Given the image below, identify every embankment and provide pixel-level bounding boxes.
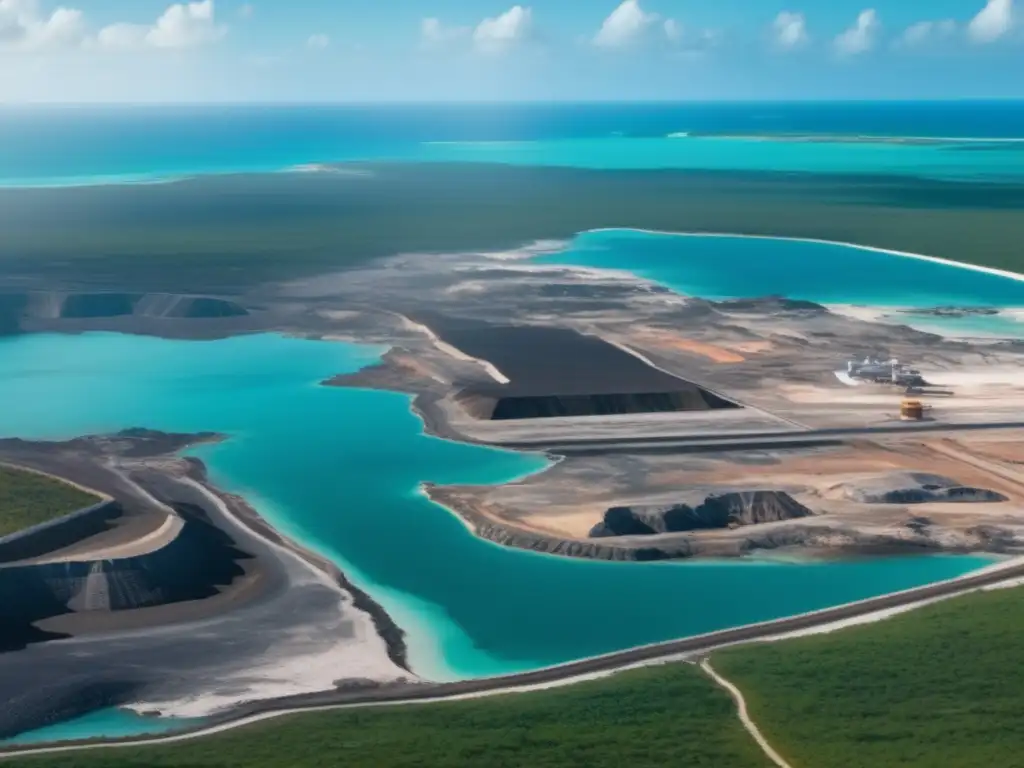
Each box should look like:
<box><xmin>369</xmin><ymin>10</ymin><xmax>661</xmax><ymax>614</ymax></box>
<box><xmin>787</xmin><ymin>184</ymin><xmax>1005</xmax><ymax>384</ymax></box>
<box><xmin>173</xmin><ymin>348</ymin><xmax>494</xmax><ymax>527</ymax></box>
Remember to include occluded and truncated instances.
<box><xmin>0</xmin><ymin>502</ymin><xmax>250</xmax><ymax>655</ymax></box>
<box><xmin>0</xmin><ymin>500</ymin><xmax>121</xmax><ymax>564</ymax></box>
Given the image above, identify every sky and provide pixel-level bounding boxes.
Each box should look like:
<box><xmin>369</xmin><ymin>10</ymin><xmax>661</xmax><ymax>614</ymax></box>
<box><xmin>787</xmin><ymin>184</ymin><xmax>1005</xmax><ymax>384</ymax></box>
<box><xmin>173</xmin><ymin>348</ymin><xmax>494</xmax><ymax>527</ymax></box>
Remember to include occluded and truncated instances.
<box><xmin>0</xmin><ymin>0</ymin><xmax>1021</xmax><ymax>102</ymax></box>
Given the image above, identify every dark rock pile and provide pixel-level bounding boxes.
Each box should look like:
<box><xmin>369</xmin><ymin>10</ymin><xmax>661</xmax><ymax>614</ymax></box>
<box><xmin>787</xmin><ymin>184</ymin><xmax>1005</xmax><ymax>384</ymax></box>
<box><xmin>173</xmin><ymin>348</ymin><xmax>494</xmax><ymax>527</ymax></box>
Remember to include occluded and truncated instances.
<box><xmin>591</xmin><ymin>491</ymin><xmax>815</xmax><ymax>538</ymax></box>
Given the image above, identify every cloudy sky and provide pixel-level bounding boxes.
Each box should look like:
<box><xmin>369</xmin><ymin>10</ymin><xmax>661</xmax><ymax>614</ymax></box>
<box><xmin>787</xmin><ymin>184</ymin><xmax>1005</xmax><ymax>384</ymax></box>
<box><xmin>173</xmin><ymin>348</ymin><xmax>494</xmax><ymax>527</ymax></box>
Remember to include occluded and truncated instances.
<box><xmin>0</xmin><ymin>0</ymin><xmax>1020</xmax><ymax>101</ymax></box>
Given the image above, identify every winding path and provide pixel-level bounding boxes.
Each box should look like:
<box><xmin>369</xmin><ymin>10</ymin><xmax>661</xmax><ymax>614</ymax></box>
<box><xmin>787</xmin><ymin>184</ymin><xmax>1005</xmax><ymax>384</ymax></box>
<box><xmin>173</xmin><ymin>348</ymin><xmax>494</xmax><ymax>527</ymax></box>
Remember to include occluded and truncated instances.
<box><xmin>700</xmin><ymin>659</ymin><xmax>792</xmax><ymax>768</ymax></box>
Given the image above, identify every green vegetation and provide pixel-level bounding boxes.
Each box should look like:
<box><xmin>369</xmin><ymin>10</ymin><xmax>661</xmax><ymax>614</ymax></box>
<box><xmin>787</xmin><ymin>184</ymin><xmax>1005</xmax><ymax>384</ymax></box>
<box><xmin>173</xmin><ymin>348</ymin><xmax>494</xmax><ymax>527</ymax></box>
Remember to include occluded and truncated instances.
<box><xmin>10</xmin><ymin>585</ymin><xmax>1024</xmax><ymax>767</ymax></box>
<box><xmin>2</xmin><ymin>164</ymin><xmax>1024</xmax><ymax>292</ymax></box>
<box><xmin>715</xmin><ymin>585</ymin><xmax>1024</xmax><ymax>768</ymax></box>
<box><xmin>0</xmin><ymin>465</ymin><xmax>100</xmax><ymax>537</ymax></box>
<box><xmin>4</xmin><ymin>664</ymin><xmax>769</xmax><ymax>768</ymax></box>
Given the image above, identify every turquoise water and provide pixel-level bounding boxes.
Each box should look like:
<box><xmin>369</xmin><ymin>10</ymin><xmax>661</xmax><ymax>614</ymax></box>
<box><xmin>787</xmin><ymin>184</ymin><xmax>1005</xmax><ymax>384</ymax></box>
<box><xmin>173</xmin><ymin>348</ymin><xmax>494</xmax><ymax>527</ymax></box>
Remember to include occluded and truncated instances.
<box><xmin>2</xmin><ymin>709</ymin><xmax>199</xmax><ymax>746</ymax></box>
<box><xmin>0</xmin><ymin>332</ymin><xmax>994</xmax><ymax>687</ymax></box>
<box><xmin>7</xmin><ymin>136</ymin><xmax>1024</xmax><ymax>188</ymax></box>
<box><xmin>876</xmin><ymin>310</ymin><xmax>1024</xmax><ymax>340</ymax></box>
<box><xmin>536</xmin><ymin>230</ymin><xmax>1024</xmax><ymax>310</ymax></box>
<box><xmin>416</xmin><ymin>136</ymin><xmax>1024</xmax><ymax>182</ymax></box>
<box><xmin>4</xmin><ymin>104</ymin><xmax>1024</xmax><ymax>186</ymax></box>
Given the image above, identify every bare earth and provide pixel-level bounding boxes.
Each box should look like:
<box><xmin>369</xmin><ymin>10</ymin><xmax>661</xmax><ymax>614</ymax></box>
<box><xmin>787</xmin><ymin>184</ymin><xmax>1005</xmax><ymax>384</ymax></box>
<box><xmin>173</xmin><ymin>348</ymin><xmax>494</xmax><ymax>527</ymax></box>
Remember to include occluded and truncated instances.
<box><xmin>297</xmin><ymin>245</ymin><xmax>1024</xmax><ymax>560</ymax></box>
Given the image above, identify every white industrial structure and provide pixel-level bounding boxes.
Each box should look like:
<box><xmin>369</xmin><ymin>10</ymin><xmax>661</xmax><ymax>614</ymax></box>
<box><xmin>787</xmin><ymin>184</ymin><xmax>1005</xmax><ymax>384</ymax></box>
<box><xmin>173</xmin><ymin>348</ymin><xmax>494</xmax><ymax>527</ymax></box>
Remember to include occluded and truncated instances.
<box><xmin>835</xmin><ymin>357</ymin><xmax>927</xmax><ymax>389</ymax></box>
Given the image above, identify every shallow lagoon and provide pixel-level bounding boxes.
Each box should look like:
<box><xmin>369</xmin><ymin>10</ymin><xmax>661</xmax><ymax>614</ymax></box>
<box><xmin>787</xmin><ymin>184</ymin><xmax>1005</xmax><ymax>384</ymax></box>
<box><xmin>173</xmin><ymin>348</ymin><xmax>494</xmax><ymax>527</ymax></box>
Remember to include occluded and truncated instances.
<box><xmin>533</xmin><ymin>229</ymin><xmax>1024</xmax><ymax>340</ymax></box>
<box><xmin>536</xmin><ymin>230</ymin><xmax>1024</xmax><ymax>309</ymax></box>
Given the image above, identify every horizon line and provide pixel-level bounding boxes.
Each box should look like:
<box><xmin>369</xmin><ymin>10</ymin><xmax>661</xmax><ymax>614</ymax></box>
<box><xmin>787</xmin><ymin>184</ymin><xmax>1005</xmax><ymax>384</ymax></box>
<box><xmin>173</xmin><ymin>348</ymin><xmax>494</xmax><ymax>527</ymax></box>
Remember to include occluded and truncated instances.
<box><xmin>3</xmin><ymin>97</ymin><xmax>1024</xmax><ymax>109</ymax></box>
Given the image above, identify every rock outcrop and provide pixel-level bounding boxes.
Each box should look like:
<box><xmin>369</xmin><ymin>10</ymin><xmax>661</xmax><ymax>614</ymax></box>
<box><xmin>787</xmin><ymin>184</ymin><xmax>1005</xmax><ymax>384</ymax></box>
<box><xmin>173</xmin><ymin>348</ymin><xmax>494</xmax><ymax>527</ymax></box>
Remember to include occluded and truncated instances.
<box><xmin>835</xmin><ymin>472</ymin><xmax>1008</xmax><ymax>505</ymax></box>
<box><xmin>590</xmin><ymin>491</ymin><xmax>815</xmax><ymax>538</ymax></box>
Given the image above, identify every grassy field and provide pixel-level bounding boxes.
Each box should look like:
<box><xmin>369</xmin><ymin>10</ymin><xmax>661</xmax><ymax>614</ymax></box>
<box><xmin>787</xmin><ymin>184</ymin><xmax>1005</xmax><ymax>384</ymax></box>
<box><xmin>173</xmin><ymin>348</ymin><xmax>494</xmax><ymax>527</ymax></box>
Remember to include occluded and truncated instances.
<box><xmin>2</xmin><ymin>164</ymin><xmax>1024</xmax><ymax>293</ymax></box>
<box><xmin>2</xmin><ymin>664</ymin><xmax>769</xmax><ymax>768</ymax></box>
<box><xmin>715</xmin><ymin>585</ymin><xmax>1024</xmax><ymax>768</ymax></box>
<box><xmin>0</xmin><ymin>465</ymin><xmax>100</xmax><ymax>537</ymax></box>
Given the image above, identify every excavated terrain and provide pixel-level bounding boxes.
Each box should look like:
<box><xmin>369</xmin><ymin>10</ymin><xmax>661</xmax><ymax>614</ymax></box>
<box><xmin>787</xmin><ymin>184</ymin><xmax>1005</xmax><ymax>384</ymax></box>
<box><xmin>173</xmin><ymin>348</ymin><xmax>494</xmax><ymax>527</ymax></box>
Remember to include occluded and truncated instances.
<box><xmin>591</xmin><ymin>491</ymin><xmax>815</xmax><ymax>538</ymax></box>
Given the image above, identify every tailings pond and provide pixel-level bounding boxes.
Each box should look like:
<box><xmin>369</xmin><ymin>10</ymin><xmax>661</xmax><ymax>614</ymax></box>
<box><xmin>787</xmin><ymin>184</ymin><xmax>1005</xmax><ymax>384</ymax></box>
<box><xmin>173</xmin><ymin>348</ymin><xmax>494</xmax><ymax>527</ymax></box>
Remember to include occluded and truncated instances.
<box><xmin>0</xmin><ymin>331</ymin><xmax>992</xmax><ymax>700</ymax></box>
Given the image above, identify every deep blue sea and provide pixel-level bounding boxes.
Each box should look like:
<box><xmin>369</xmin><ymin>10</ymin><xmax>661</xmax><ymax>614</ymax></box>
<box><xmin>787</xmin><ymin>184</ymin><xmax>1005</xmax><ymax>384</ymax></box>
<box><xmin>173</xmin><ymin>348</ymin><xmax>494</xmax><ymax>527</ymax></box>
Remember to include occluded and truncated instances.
<box><xmin>4</xmin><ymin>102</ymin><xmax>1024</xmax><ymax>185</ymax></box>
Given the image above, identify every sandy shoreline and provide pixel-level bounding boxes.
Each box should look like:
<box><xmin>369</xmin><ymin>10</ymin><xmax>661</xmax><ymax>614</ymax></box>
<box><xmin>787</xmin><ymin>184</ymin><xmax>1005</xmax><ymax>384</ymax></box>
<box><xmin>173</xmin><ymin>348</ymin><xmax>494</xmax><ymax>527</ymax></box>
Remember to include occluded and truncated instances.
<box><xmin>179</xmin><ymin>458</ymin><xmax>411</xmax><ymax>675</ymax></box>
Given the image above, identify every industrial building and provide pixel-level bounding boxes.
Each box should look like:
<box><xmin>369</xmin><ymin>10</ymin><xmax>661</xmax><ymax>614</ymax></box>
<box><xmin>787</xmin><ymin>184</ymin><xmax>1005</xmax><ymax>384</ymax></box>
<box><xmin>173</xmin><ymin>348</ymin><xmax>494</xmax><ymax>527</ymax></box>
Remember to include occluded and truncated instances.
<box><xmin>836</xmin><ymin>357</ymin><xmax>927</xmax><ymax>389</ymax></box>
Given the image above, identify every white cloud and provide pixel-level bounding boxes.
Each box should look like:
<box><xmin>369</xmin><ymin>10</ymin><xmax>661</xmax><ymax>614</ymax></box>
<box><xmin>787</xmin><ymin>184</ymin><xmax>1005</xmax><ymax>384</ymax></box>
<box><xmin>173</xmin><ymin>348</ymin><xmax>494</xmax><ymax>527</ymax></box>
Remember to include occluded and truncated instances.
<box><xmin>668</xmin><ymin>26</ymin><xmax>721</xmax><ymax>57</ymax></box>
<box><xmin>421</xmin><ymin>17</ymin><xmax>444</xmax><ymax>45</ymax></box>
<box><xmin>472</xmin><ymin>5</ymin><xmax>532</xmax><ymax>54</ymax></box>
<box><xmin>0</xmin><ymin>0</ymin><xmax>87</xmax><ymax>51</ymax></box>
<box><xmin>0</xmin><ymin>0</ymin><xmax>226</xmax><ymax>52</ymax></box>
<box><xmin>772</xmin><ymin>11</ymin><xmax>808</xmax><ymax>49</ymax></box>
<box><xmin>26</xmin><ymin>6</ymin><xmax>83</xmax><ymax>48</ymax></box>
<box><xmin>593</xmin><ymin>0</ymin><xmax>658</xmax><ymax>49</ymax></box>
<box><xmin>834</xmin><ymin>9</ymin><xmax>879</xmax><ymax>56</ymax></box>
<box><xmin>692</xmin><ymin>28</ymin><xmax>722</xmax><ymax>53</ymax></box>
<box><xmin>96</xmin><ymin>21</ymin><xmax>147</xmax><ymax>49</ymax></box>
<box><xmin>145</xmin><ymin>1</ymin><xmax>224</xmax><ymax>48</ymax></box>
<box><xmin>306</xmin><ymin>33</ymin><xmax>328</xmax><ymax>50</ymax></box>
<box><xmin>663</xmin><ymin>18</ymin><xmax>682</xmax><ymax>44</ymax></box>
<box><xmin>968</xmin><ymin>0</ymin><xmax>1013</xmax><ymax>43</ymax></box>
<box><xmin>237</xmin><ymin>3</ymin><xmax>252</xmax><ymax>19</ymax></box>
<box><xmin>96</xmin><ymin>0</ymin><xmax>225</xmax><ymax>50</ymax></box>
<box><xmin>896</xmin><ymin>19</ymin><xmax>956</xmax><ymax>47</ymax></box>
<box><xmin>420</xmin><ymin>17</ymin><xmax>469</xmax><ymax>49</ymax></box>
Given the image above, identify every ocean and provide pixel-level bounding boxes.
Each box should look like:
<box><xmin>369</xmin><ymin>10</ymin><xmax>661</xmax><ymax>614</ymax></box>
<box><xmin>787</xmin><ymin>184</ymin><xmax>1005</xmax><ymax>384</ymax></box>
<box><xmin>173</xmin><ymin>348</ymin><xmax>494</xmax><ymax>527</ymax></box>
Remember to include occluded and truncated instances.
<box><xmin>4</xmin><ymin>101</ymin><xmax>1024</xmax><ymax>186</ymax></box>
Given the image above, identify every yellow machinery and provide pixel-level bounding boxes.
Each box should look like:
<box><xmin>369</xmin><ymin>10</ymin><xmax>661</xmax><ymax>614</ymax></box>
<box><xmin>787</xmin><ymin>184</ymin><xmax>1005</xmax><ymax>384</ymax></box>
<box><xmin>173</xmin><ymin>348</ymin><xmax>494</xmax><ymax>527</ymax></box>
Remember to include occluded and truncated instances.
<box><xmin>900</xmin><ymin>398</ymin><xmax>925</xmax><ymax>421</ymax></box>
